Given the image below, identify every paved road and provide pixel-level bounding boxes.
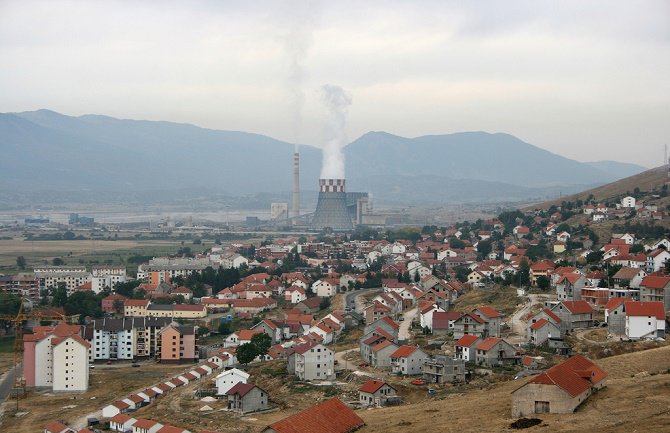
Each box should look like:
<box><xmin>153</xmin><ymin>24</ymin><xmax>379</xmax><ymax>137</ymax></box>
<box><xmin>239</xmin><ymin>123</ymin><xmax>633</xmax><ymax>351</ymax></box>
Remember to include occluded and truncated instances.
<box><xmin>0</xmin><ymin>364</ymin><xmax>19</xmax><ymax>402</ymax></box>
<box><xmin>344</xmin><ymin>288</ymin><xmax>381</xmax><ymax>313</ymax></box>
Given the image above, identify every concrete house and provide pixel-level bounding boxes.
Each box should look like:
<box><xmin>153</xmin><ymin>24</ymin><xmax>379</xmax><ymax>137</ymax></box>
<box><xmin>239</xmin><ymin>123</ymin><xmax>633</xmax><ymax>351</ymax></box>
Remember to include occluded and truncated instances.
<box><xmin>390</xmin><ymin>345</ymin><xmax>427</xmax><ymax>375</ymax></box>
<box><xmin>251</xmin><ymin>319</ymin><xmax>282</xmax><ymax>344</ymax></box>
<box><xmin>363</xmin><ymin>317</ymin><xmax>399</xmax><ymax>341</ymax></box>
<box><xmin>511</xmin><ymin>355</ymin><xmax>607</xmax><ymax>417</ymax></box>
<box><xmin>474</xmin><ymin>337</ymin><xmax>518</xmax><ymax>367</ymax></box>
<box><xmin>359</xmin><ymin>380</ymin><xmax>398</xmax><ymax>407</ymax></box>
<box><xmin>527</xmin><ymin>308</ymin><xmax>562</xmax><ymax>340</ymax></box>
<box><xmin>287</xmin><ymin>341</ymin><xmax>335</xmax><ymax>381</ymax></box>
<box><xmin>422</xmin><ymin>356</ymin><xmax>466</xmax><ymax>384</ymax></box>
<box><xmin>550</xmin><ymin>301</ymin><xmax>594</xmax><ymax>333</ymax></box>
<box><xmin>528</xmin><ymin>319</ymin><xmax>561</xmax><ymax>346</ymax></box>
<box><xmin>109</xmin><ymin>413</ymin><xmax>137</xmax><ymax>432</ymax></box>
<box><xmin>646</xmin><ymin>249</ymin><xmax>670</xmax><ymax>272</ymax></box>
<box><xmin>369</xmin><ymin>340</ymin><xmax>399</xmax><ymax>369</ymax></box>
<box><xmin>452</xmin><ymin>312</ymin><xmax>486</xmax><ymax>340</ymax></box>
<box><xmin>225</xmin><ymin>383</ymin><xmax>268</xmax><ymax>414</ymax></box>
<box><xmin>639</xmin><ymin>275</ymin><xmax>670</xmax><ymax>310</ymax></box>
<box><xmin>454</xmin><ymin>334</ymin><xmax>482</xmax><ymax>362</ymax></box>
<box><xmin>556</xmin><ymin>273</ymin><xmax>587</xmax><ymax>301</ymax></box>
<box><xmin>472</xmin><ymin>306</ymin><xmax>503</xmax><ymax>338</ymax></box>
<box><xmin>215</xmin><ymin>368</ymin><xmax>250</xmax><ymax>396</ymax></box>
<box><xmin>605</xmin><ymin>297</ymin><xmax>632</xmax><ymax>336</ymax></box>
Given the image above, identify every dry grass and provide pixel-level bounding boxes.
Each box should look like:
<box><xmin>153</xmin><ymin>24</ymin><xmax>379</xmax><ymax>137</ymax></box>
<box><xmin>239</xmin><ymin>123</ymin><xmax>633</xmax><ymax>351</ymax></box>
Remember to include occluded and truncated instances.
<box><xmin>358</xmin><ymin>344</ymin><xmax>670</xmax><ymax>433</ymax></box>
<box><xmin>453</xmin><ymin>286</ymin><xmax>521</xmax><ymax>316</ymax></box>
<box><xmin>0</xmin><ymin>362</ymin><xmax>190</xmax><ymax>433</ymax></box>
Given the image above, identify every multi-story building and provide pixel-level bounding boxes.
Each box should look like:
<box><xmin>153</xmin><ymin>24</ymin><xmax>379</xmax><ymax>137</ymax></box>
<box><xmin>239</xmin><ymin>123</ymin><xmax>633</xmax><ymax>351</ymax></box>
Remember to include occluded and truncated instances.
<box><xmin>0</xmin><ymin>274</ymin><xmax>40</xmax><ymax>300</ymax></box>
<box><xmin>157</xmin><ymin>322</ymin><xmax>199</xmax><ymax>363</ymax></box>
<box><xmin>87</xmin><ymin>317</ymin><xmax>172</xmax><ymax>360</ymax></box>
<box><xmin>23</xmin><ymin>324</ymin><xmax>89</xmax><ymax>392</ymax></box>
<box><xmin>91</xmin><ymin>266</ymin><xmax>127</xmax><ymax>294</ymax></box>
<box><xmin>422</xmin><ymin>356</ymin><xmax>466</xmax><ymax>384</ymax></box>
<box><xmin>136</xmin><ymin>258</ymin><xmax>210</xmax><ymax>281</ymax></box>
<box><xmin>34</xmin><ymin>266</ymin><xmax>92</xmax><ymax>295</ymax></box>
<box><xmin>287</xmin><ymin>341</ymin><xmax>335</xmax><ymax>381</ymax></box>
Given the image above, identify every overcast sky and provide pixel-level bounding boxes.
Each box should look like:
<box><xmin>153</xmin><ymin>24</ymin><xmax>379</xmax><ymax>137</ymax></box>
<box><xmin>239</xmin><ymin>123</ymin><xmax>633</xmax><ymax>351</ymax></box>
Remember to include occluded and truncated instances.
<box><xmin>1</xmin><ymin>0</ymin><xmax>668</xmax><ymax>167</ymax></box>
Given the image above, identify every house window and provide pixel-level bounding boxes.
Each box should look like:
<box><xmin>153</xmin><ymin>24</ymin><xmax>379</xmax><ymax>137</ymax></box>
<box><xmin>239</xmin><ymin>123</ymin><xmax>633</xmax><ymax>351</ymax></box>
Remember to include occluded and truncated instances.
<box><xmin>535</xmin><ymin>401</ymin><xmax>550</xmax><ymax>413</ymax></box>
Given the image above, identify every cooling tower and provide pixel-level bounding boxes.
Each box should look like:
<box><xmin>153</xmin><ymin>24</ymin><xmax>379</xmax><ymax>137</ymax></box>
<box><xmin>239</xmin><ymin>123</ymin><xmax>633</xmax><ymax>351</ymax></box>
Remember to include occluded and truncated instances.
<box><xmin>311</xmin><ymin>179</ymin><xmax>353</xmax><ymax>231</ymax></box>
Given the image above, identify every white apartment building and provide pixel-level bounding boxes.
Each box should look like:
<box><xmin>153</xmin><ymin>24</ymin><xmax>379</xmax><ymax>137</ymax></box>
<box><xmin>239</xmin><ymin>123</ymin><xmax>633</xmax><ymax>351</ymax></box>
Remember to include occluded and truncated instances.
<box><xmin>34</xmin><ymin>265</ymin><xmax>92</xmax><ymax>294</ymax></box>
<box><xmin>287</xmin><ymin>341</ymin><xmax>335</xmax><ymax>381</ymax></box>
<box><xmin>88</xmin><ymin>317</ymin><xmax>172</xmax><ymax>360</ymax></box>
<box><xmin>91</xmin><ymin>266</ymin><xmax>127</xmax><ymax>293</ymax></box>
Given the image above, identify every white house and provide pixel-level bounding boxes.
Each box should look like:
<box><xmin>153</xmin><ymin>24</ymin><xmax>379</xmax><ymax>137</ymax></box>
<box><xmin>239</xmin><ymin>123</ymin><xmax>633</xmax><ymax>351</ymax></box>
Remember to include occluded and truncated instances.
<box><xmin>390</xmin><ymin>345</ymin><xmax>427</xmax><ymax>375</ymax></box>
<box><xmin>287</xmin><ymin>341</ymin><xmax>335</xmax><ymax>381</ymax></box>
<box><xmin>454</xmin><ymin>334</ymin><xmax>482</xmax><ymax>362</ymax></box>
<box><xmin>646</xmin><ymin>249</ymin><xmax>670</xmax><ymax>272</ymax></box>
<box><xmin>419</xmin><ymin>303</ymin><xmax>444</xmax><ymax>331</ymax></box>
<box><xmin>625</xmin><ymin>301</ymin><xmax>666</xmax><ymax>339</ymax></box>
<box><xmin>621</xmin><ymin>196</ymin><xmax>636</xmax><ymax>208</ymax></box>
<box><xmin>109</xmin><ymin>413</ymin><xmax>137</xmax><ymax>432</ymax></box>
<box><xmin>215</xmin><ymin>368</ymin><xmax>250</xmax><ymax>396</ymax></box>
<box><xmin>284</xmin><ymin>286</ymin><xmax>307</xmax><ymax>304</ymax></box>
<box><xmin>312</xmin><ymin>279</ymin><xmax>339</xmax><ymax>297</ymax></box>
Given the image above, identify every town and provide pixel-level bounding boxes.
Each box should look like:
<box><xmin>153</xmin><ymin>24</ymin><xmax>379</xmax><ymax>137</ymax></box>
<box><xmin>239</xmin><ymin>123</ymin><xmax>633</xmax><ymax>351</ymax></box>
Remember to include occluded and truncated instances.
<box><xmin>1</xmin><ymin>177</ymin><xmax>669</xmax><ymax>433</ymax></box>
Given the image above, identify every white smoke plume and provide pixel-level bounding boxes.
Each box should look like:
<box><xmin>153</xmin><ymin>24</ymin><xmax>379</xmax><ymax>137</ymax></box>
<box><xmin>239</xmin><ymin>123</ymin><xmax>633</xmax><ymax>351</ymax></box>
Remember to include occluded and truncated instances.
<box><xmin>320</xmin><ymin>84</ymin><xmax>352</xmax><ymax>179</ymax></box>
<box><xmin>278</xmin><ymin>1</ymin><xmax>321</xmax><ymax>151</ymax></box>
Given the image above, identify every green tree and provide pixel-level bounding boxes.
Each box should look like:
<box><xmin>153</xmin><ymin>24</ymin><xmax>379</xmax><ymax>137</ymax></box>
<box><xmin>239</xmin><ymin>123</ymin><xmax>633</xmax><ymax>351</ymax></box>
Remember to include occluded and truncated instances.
<box><xmin>319</xmin><ymin>297</ymin><xmax>331</xmax><ymax>310</ymax></box>
<box><xmin>16</xmin><ymin>256</ymin><xmax>26</xmax><ymax>270</ymax></box>
<box><xmin>237</xmin><ymin>342</ymin><xmax>257</xmax><ymax>365</ymax></box>
<box><xmin>0</xmin><ymin>293</ymin><xmax>21</xmax><ymax>315</ymax></box>
<box><xmin>536</xmin><ymin>275</ymin><xmax>550</xmax><ymax>290</ymax></box>
<box><xmin>477</xmin><ymin>240</ymin><xmax>492</xmax><ymax>259</ymax></box>
<box><xmin>251</xmin><ymin>333</ymin><xmax>272</xmax><ymax>357</ymax></box>
<box><xmin>413</xmin><ymin>271</ymin><xmax>421</xmax><ymax>283</ymax></box>
<box><xmin>51</xmin><ymin>282</ymin><xmax>68</xmax><ymax>307</ymax></box>
<box><xmin>64</xmin><ymin>291</ymin><xmax>102</xmax><ymax>320</ymax></box>
<box><xmin>517</xmin><ymin>259</ymin><xmax>531</xmax><ymax>287</ymax></box>
<box><xmin>52</xmin><ymin>257</ymin><xmax>65</xmax><ymax>266</ymax></box>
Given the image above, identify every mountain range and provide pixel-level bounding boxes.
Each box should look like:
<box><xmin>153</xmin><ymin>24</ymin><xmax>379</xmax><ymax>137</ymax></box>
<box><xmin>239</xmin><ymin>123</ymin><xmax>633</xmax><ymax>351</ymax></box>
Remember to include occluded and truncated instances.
<box><xmin>0</xmin><ymin>109</ymin><xmax>647</xmax><ymax>206</ymax></box>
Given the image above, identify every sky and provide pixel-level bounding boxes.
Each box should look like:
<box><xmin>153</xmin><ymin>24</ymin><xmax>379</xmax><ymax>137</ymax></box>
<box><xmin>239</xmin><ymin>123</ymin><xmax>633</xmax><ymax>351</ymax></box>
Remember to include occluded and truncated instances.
<box><xmin>1</xmin><ymin>0</ymin><xmax>669</xmax><ymax>168</ymax></box>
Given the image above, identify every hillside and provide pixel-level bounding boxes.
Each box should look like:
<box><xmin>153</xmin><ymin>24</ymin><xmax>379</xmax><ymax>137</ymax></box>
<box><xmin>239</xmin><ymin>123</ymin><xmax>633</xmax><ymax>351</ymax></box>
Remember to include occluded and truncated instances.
<box><xmin>524</xmin><ymin>165</ymin><xmax>669</xmax><ymax>211</ymax></box>
<box><xmin>358</xmin><ymin>344</ymin><xmax>670</xmax><ymax>433</ymax></box>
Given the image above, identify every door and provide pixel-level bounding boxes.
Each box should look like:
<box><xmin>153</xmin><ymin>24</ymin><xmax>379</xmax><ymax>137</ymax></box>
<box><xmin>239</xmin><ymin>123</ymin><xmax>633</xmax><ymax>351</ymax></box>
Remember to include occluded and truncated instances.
<box><xmin>535</xmin><ymin>401</ymin><xmax>550</xmax><ymax>413</ymax></box>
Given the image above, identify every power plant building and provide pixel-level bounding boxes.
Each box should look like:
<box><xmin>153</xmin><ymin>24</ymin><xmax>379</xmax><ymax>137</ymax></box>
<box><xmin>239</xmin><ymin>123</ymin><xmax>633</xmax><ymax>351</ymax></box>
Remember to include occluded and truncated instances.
<box><xmin>311</xmin><ymin>179</ymin><xmax>370</xmax><ymax>231</ymax></box>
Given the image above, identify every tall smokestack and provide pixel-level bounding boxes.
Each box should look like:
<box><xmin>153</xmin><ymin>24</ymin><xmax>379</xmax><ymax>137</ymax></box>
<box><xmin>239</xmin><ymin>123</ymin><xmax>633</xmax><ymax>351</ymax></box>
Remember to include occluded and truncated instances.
<box><xmin>292</xmin><ymin>152</ymin><xmax>300</xmax><ymax>221</ymax></box>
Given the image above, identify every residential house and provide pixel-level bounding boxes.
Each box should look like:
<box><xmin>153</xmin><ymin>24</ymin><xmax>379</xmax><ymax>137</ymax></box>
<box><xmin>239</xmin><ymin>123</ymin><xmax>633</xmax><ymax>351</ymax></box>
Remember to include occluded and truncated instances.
<box><xmin>431</xmin><ymin>311</ymin><xmax>461</xmax><ymax>336</ymax></box>
<box><xmin>639</xmin><ymin>275</ymin><xmax>670</xmax><ymax>310</ymax></box>
<box><xmin>43</xmin><ymin>421</ymin><xmax>76</xmax><ymax>433</ymax></box>
<box><xmin>550</xmin><ymin>301</ymin><xmax>594</xmax><ymax>333</ymax></box>
<box><xmin>422</xmin><ymin>356</ymin><xmax>465</xmax><ymax>384</ymax></box>
<box><xmin>158</xmin><ymin>323</ymin><xmax>198</xmax><ymax>363</ymax></box>
<box><xmin>612</xmin><ymin>267</ymin><xmax>647</xmax><ymax>289</ymax></box>
<box><xmin>363</xmin><ymin>317</ymin><xmax>399</xmax><ymax>341</ymax></box>
<box><xmin>294</xmin><ymin>297</ymin><xmax>322</xmax><ymax>314</ymax></box>
<box><xmin>359</xmin><ymin>380</ymin><xmax>398</xmax><ymax>407</ymax></box>
<box><xmin>625</xmin><ymin>301</ymin><xmax>666</xmax><ymax>339</ymax></box>
<box><xmin>224</xmin><ymin>329</ymin><xmax>263</xmax><ymax>348</ymax></box>
<box><xmin>511</xmin><ymin>355</ymin><xmax>607</xmax><ymax>417</ymax></box>
<box><xmin>604</xmin><ymin>298</ymin><xmax>631</xmax><ymax>336</ymax></box>
<box><xmin>286</xmin><ymin>341</ymin><xmax>335</xmax><ymax>381</ymax></box>
<box><xmin>528</xmin><ymin>319</ymin><xmax>561</xmax><ymax>346</ymax></box>
<box><xmin>474</xmin><ymin>337</ymin><xmax>518</xmax><ymax>367</ymax></box>
<box><xmin>109</xmin><ymin>414</ymin><xmax>137</xmax><ymax>432</ymax></box>
<box><xmin>452</xmin><ymin>313</ymin><xmax>486</xmax><ymax>340</ymax></box>
<box><xmin>454</xmin><ymin>334</ymin><xmax>482</xmax><ymax>362</ymax></box>
<box><xmin>262</xmin><ymin>398</ymin><xmax>364</xmax><ymax>433</ymax></box>
<box><xmin>312</xmin><ymin>278</ymin><xmax>339</xmax><ymax>297</ymax></box>
<box><xmin>556</xmin><ymin>273</ymin><xmax>587</xmax><ymax>301</ymax></box>
<box><xmin>215</xmin><ymin>368</ymin><xmax>250</xmax><ymax>396</ymax></box>
<box><xmin>225</xmin><ymin>383</ymin><xmax>268</xmax><ymax>414</ymax></box>
<box><xmin>284</xmin><ymin>286</ymin><xmax>307</xmax><ymax>304</ymax></box>
<box><xmin>369</xmin><ymin>340</ymin><xmax>399</xmax><ymax>369</ymax></box>
<box><xmin>390</xmin><ymin>345</ymin><xmax>427</xmax><ymax>375</ymax></box>
<box><xmin>472</xmin><ymin>306</ymin><xmax>503</xmax><ymax>338</ymax></box>
<box><xmin>419</xmin><ymin>302</ymin><xmax>444</xmax><ymax>331</ymax></box>
<box><xmin>131</xmin><ymin>419</ymin><xmax>163</xmax><ymax>433</ymax></box>
<box><xmin>646</xmin><ymin>249</ymin><xmax>670</xmax><ymax>272</ymax></box>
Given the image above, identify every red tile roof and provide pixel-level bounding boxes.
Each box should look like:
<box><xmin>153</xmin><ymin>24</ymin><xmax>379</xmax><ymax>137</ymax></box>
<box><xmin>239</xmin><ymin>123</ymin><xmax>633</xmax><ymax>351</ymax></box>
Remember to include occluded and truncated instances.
<box><xmin>529</xmin><ymin>308</ymin><xmax>562</xmax><ymax>324</ymax></box>
<box><xmin>371</xmin><ymin>340</ymin><xmax>396</xmax><ymax>352</ymax></box>
<box><xmin>381</xmin><ymin>316</ymin><xmax>400</xmax><ymax>329</ymax></box>
<box><xmin>527</xmin><ymin>355</ymin><xmax>607</xmax><ymax>397</ymax></box>
<box><xmin>640</xmin><ymin>275</ymin><xmax>670</xmax><ymax>289</ymax></box>
<box><xmin>390</xmin><ymin>345</ymin><xmax>418</xmax><ymax>358</ymax></box>
<box><xmin>44</xmin><ymin>421</ymin><xmax>70</xmax><ymax>433</ymax></box>
<box><xmin>110</xmin><ymin>413</ymin><xmax>133</xmax><ymax>423</ymax></box>
<box><xmin>133</xmin><ymin>419</ymin><xmax>160</xmax><ymax>429</ymax></box>
<box><xmin>359</xmin><ymin>380</ymin><xmax>393</xmax><ymax>394</ymax></box>
<box><xmin>475</xmin><ymin>306</ymin><xmax>503</xmax><ymax>319</ymax></box>
<box><xmin>237</xmin><ymin>329</ymin><xmax>263</xmax><ymax>341</ymax></box>
<box><xmin>561</xmin><ymin>300</ymin><xmax>594</xmax><ymax>314</ymax></box>
<box><xmin>530</xmin><ymin>318</ymin><xmax>551</xmax><ymax>331</ymax></box>
<box><xmin>475</xmin><ymin>337</ymin><xmax>503</xmax><ymax>351</ymax></box>
<box><xmin>266</xmin><ymin>398</ymin><xmax>364</xmax><ymax>433</ymax></box>
<box><xmin>605</xmin><ymin>297</ymin><xmax>632</xmax><ymax>311</ymax></box>
<box><xmin>624</xmin><ymin>301</ymin><xmax>665</xmax><ymax>319</ymax></box>
<box><xmin>432</xmin><ymin>311</ymin><xmax>461</xmax><ymax>330</ymax></box>
<box><xmin>455</xmin><ymin>334</ymin><xmax>481</xmax><ymax>348</ymax></box>
<box><xmin>226</xmin><ymin>382</ymin><xmax>260</xmax><ymax>397</ymax></box>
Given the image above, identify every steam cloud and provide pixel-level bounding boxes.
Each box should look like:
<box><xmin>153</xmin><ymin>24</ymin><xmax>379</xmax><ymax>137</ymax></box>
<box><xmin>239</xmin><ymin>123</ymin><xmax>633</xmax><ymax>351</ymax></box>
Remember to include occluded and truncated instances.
<box><xmin>278</xmin><ymin>1</ymin><xmax>321</xmax><ymax>151</ymax></box>
<box><xmin>320</xmin><ymin>84</ymin><xmax>352</xmax><ymax>180</ymax></box>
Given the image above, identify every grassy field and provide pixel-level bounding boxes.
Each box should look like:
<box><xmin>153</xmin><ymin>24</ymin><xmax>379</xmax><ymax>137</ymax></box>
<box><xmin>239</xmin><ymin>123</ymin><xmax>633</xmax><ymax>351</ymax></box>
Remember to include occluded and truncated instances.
<box><xmin>0</xmin><ymin>236</ymin><xmax>189</xmax><ymax>274</ymax></box>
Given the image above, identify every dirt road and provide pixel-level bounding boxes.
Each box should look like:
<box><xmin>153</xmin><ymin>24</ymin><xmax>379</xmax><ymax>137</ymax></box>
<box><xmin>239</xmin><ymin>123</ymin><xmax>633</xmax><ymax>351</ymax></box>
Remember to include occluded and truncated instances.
<box><xmin>507</xmin><ymin>293</ymin><xmax>554</xmax><ymax>344</ymax></box>
<box><xmin>398</xmin><ymin>307</ymin><xmax>418</xmax><ymax>340</ymax></box>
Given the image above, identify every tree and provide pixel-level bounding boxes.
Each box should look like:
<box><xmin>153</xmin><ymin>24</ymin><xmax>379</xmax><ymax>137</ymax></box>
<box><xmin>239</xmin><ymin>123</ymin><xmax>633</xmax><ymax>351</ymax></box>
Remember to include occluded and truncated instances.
<box><xmin>51</xmin><ymin>283</ymin><xmax>68</xmax><ymax>307</ymax></box>
<box><xmin>477</xmin><ymin>240</ymin><xmax>492</xmax><ymax>259</ymax></box>
<box><xmin>319</xmin><ymin>297</ymin><xmax>331</xmax><ymax>310</ymax></box>
<box><xmin>517</xmin><ymin>259</ymin><xmax>531</xmax><ymax>287</ymax></box>
<box><xmin>536</xmin><ymin>275</ymin><xmax>550</xmax><ymax>290</ymax></box>
<box><xmin>236</xmin><ymin>343</ymin><xmax>257</xmax><ymax>365</ymax></box>
<box><xmin>413</xmin><ymin>271</ymin><xmax>421</xmax><ymax>283</ymax></box>
<box><xmin>64</xmin><ymin>291</ymin><xmax>102</xmax><ymax>320</ymax></box>
<box><xmin>0</xmin><ymin>292</ymin><xmax>21</xmax><ymax>315</ymax></box>
<box><xmin>115</xmin><ymin>280</ymin><xmax>141</xmax><ymax>298</ymax></box>
<box><xmin>16</xmin><ymin>256</ymin><xmax>26</xmax><ymax>270</ymax></box>
<box><xmin>52</xmin><ymin>257</ymin><xmax>65</xmax><ymax>266</ymax></box>
<box><xmin>251</xmin><ymin>333</ymin><xmax>272</xmax><ymax>357</ymax></box>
